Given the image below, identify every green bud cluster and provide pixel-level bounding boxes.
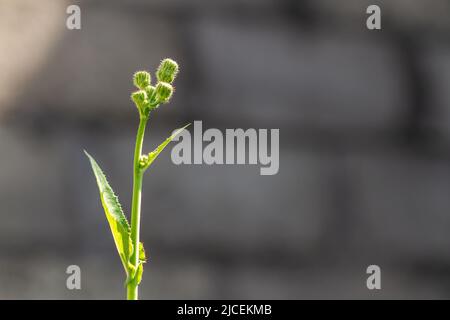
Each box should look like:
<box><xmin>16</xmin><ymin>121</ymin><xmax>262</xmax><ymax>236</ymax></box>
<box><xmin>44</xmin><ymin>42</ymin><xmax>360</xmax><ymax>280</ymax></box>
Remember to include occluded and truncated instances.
<box><xmin>86</xmin><ymin>58</ymin><xmax>186</xmax><ymax>300</ymax></box>
<box><xmin>131</xmin><ymin>58</ymin><xmax>179</xmax><ymax>118</ymax></box>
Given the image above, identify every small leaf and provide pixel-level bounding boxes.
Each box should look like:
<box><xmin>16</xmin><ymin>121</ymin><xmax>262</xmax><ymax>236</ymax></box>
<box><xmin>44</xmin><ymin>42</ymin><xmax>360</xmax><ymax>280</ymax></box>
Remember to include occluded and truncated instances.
<box><xmin>142</xmin><ymin>124</ymin><xmax>190</xmax><ymax>171</ymax></box>
<box><xmin>85</xmin><ymin>151</ymin><xmax>133</xmax><ymax>275</ymax></box>
<box><xmin>124</xmin><ymin>261</ymin><xmax>144</xmax><ymax>287</ymax></box>
<box><xmin>134</xmin><ymin>263</ymin><xmax>144</xmax><ymax>285</ymax></box>
<box><xmin>124</xmin><ymin>263</ymin><xmax>137</xmax><ymax>288</ymax></box>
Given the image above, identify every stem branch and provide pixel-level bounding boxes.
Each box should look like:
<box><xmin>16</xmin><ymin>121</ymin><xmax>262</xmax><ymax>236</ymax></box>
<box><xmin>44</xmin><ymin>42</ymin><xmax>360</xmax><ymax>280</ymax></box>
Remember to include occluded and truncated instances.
<box><xmin>127</xmin><ymin>117</ymin><xmax>147</xmax><ymax>300</ymax></box>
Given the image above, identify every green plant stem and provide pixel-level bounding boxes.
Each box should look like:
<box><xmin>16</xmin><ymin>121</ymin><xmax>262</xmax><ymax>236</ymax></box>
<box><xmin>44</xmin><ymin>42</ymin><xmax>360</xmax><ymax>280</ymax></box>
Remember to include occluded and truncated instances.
<box><xmin>127</xmin><ymin>117</ymin><xmax>147</xmax><ymax>300</ymax></box>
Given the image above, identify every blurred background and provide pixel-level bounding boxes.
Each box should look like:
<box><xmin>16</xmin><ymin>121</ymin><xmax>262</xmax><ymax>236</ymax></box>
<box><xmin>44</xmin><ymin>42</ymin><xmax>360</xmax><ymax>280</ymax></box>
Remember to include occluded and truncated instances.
<box><xmin>1</xmin><ymin>0</ymin><xmax>450</xmax><ymax>299</ymax></box>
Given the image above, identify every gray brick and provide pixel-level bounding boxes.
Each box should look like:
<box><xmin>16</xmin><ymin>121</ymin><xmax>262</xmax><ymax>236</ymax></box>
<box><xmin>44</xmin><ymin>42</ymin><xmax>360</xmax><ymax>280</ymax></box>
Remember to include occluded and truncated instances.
<box><xmin>0</xmin><ymin>0</ymin><xmax>65</xmax><ymax>113</ymax></box>
<box><xmin>0</xmin><ymin>255</ymin><xmax>446</xmax><ymax>299</ymax></box>
<box><xmin>192</xmin><ymin>19</ymin><xmax>407</xmax><ymax>131</ymax></box>
<box><xmin>349</xmin><ymin>152</ymin><xmax>450</xmax><ymax>261</ymax></box>
<box><xmin>19</xmin><ymin>4</ymin><xmax>180</xmax><ymax>120</ymax></box>
<box><xmin>0</xmin><ymin>129</ymin><xmax>81</xmax><ymax>254</ymax></box>
<box><xmin>424</xmin><ymin>45</ymin><xmax>450</xmax><ymax>138</ymax></box>
<box><xmin>315</xmin><ymin>0</ymin><xmax>450</xmax><ymax>31</ymax></box>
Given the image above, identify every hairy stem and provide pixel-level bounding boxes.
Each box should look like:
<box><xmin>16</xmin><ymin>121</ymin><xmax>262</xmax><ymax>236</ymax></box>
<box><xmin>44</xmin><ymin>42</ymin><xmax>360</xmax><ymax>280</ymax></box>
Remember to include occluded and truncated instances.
<box><xmin>127</xmin><ymin>117</ymin><xmax>147</xmax><ymax>300</ymax></box>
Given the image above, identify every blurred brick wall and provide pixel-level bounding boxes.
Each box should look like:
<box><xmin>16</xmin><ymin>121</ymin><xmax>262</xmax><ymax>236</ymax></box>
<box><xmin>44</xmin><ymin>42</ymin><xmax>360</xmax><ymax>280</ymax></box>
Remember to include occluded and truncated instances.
<box><xmin>1</xmin><ymin>0</ymin><xmax>450</xmax><ymax>299</ymax></box>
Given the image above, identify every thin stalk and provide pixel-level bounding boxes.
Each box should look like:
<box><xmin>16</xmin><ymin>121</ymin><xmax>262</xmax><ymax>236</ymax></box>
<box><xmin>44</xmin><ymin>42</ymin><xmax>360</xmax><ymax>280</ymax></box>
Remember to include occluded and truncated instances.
<box><xmin>127</xmin><ymin>117</ymin><xmax>147</xmax><ymax>300</ymax></box>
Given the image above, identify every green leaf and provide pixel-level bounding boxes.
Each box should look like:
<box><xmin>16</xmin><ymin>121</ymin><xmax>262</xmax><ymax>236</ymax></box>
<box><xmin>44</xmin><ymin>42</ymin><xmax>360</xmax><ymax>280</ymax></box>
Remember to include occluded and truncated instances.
<box><xmin>84</xmin><ymin>151</ymin><xmax>133</xmax><ymax>275</ymax></box>
<box><xmin>134</xmin><ymin>262</ymin><xmax>144</xmax><ymax>285</ymax></box>
<box><xmin>124</xmin><ymin>254</ymin><xmax>145</xmax><ymax>287</ymax></box>
<box><xmin>142</xmin><ymin>124</ymin><xmax>190</xmax><ymax>171</ymax></box>
<box><xmin>132</xmin><ymin>242</ymin><xmax>147</xmax><ymax>285</ymax></box>
<box><xmin>124</xmin><ymin>263</ymin><xmax>137</xmax><ymax>287</ymax></box>
<box><xmin>139</xmin><ymin>242</ymin><xmax>147</xmax><ymax>263</ymax></box>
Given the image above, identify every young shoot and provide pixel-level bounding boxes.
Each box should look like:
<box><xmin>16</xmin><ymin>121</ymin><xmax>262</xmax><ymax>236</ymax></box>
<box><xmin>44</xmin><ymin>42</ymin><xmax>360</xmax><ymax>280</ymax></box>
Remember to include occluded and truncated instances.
<box><xmin>85</xmin><ymin>58</ymin><xmax>187</xmax><ymax>300</ymax></box>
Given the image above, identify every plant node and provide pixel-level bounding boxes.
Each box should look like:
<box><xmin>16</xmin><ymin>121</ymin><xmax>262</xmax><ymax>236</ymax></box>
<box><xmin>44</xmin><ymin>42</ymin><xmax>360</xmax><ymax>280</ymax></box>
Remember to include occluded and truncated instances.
<box><xmin>133</xmin><ymin>71</ymin><xmax>151</xmax><ymax>90</ymax></box>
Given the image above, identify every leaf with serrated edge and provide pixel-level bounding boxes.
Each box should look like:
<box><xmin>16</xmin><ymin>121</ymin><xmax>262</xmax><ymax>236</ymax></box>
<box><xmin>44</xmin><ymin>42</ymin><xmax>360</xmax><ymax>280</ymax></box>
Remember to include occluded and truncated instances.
<box><xmin>85</xmin><ymin>151</ymin><xmax>132</xmax><ymax>275</ymax></box>
<box><xmin>143</xmin><ymin>124</ymin><xmax>190</xmax><ymax>171</ymax></box>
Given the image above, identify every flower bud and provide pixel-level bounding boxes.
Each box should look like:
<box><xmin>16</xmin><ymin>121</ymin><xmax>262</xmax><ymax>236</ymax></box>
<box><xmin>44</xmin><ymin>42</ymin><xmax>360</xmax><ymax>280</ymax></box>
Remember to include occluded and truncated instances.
<box><xmin>131</xmin><ymin>90</ymin><xmax>148</xmax><ymax>110</ymax></box>
<box><xmin>133</xmin><ymin>71</ymin><xmax>151</xmax><ymax>89</ymax></box>
<box><xmin>156</xmin><ymin>59</ymin><xmax>178</xmax><ymax>83</ymax></box>
<box><xmin>155</xmin><ymin>82</ymin><xmax>173</xmax><ymax>104</ymax></box>
<box><xmin>144</xmin><ymin>85</ymin><xmax>155</xmax><ymax>101</ymax></box>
